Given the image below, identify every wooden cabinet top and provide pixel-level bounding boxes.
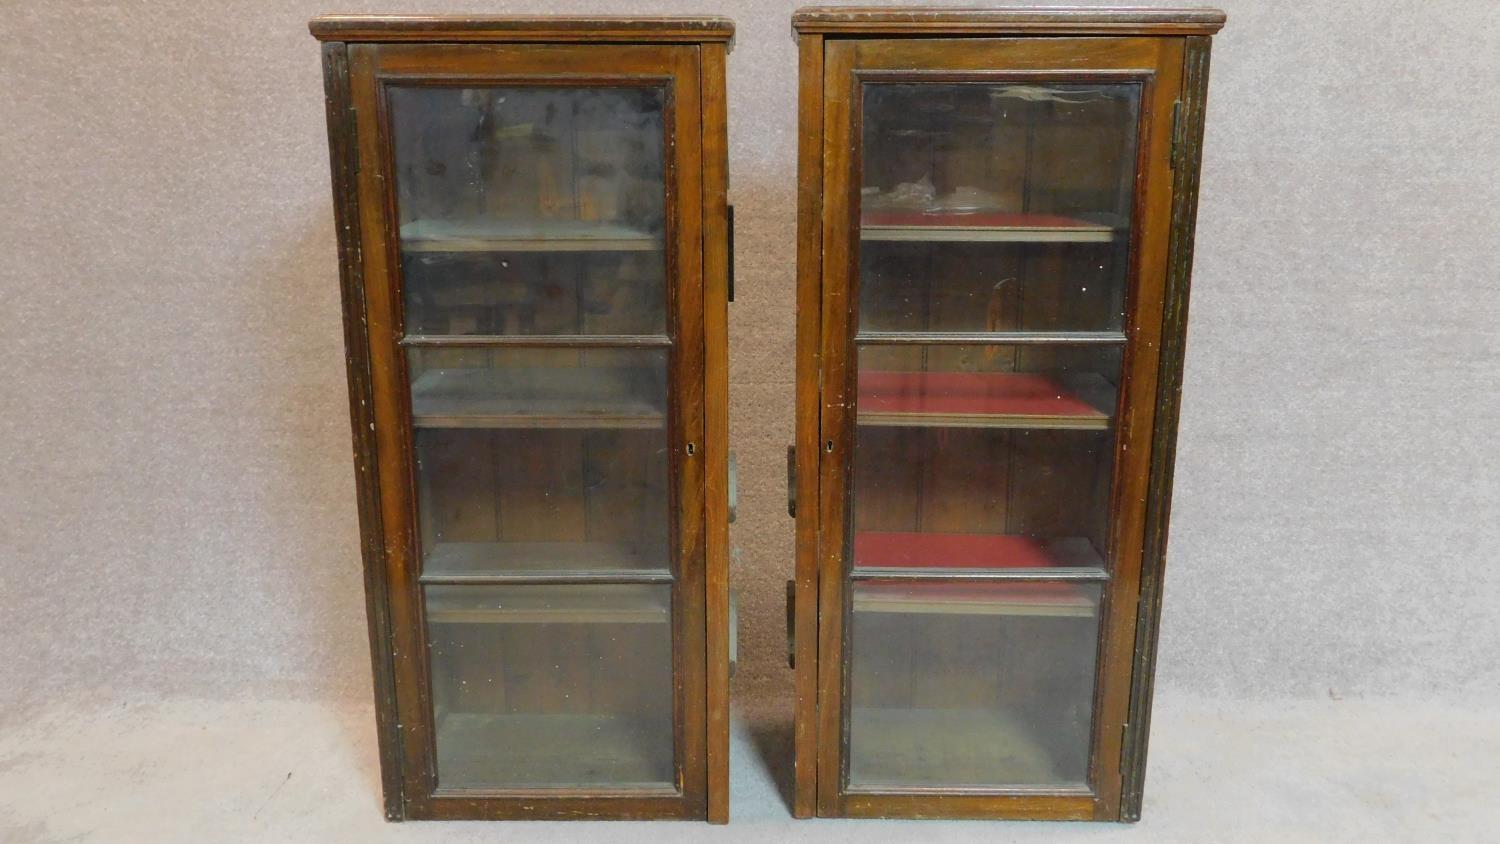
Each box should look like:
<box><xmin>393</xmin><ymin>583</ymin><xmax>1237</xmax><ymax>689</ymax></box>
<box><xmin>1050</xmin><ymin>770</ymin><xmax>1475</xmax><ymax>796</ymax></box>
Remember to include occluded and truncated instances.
<box><xmin>792</xmin><ymin>6</ymin><xmax>1225</xmax><ymax>36</ymax></box>
<box><xmin>310</xmin><ymin>15</ymin><xmax>735</xmax><ymax>44</ymax></box>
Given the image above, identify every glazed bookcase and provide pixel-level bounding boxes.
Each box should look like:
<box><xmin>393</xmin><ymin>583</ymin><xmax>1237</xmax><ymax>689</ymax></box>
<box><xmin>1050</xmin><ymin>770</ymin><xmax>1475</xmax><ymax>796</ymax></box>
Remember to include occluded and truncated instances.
<box><xmin>788</xmin><ymin>6</ymin><xmax>1224</xmax><ymax>821</ymax></box>
<box><xmin>313</xmin><ymin>15</ymin><xmax>733</xmax><ymax>822</ymax></box>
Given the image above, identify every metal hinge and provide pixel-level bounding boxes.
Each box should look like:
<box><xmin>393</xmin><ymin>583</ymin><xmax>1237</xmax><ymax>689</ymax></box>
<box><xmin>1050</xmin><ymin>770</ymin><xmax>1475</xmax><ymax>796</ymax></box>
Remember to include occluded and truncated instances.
<box><xmin>1169</xmin><ymin>100</ymin><xmax>1185</xmax><ymax>170</ymax></box>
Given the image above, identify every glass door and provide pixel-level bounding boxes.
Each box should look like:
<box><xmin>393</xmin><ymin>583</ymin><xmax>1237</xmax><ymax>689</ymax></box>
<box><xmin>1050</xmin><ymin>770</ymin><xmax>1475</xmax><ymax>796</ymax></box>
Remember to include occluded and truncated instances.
<box><xmin>352</xmin><ymin>43</ymin><xmax>705</xmax><ymax>817</ymax></box>
<box><xmin>817</xmin><ymin>37</ymin><xmax>1184</xmax><ymax>817</ymax></box>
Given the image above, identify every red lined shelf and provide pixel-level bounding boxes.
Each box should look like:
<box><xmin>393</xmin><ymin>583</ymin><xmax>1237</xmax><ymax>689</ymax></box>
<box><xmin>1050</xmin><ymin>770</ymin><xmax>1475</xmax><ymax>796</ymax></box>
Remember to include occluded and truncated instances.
<box><xmin>860</xmin><ymin>211</ymin><xmax>1115</xmax><ymax>243</ymax></box>
<box><xmin>857</xmin><ymin>370</ymin><xmax>1112</xmax><ymax>430</ymax></box>
<box><xmin>853</xmin><ymin>532</ymin><xmax>1101</xmax><ymax>617</ymax></box>
<box><xmin>855</xmin><ymin>531</ymin><xmax>1101</xmax><ymax>570</ymax></box>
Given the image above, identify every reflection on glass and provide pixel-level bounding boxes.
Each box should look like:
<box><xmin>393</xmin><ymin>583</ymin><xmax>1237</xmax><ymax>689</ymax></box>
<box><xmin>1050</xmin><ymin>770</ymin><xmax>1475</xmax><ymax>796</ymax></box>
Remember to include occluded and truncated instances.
<box><xmin>403</xmin><ymin>252</ymin><xmax>666</xmax><ymax>337</ymax></box>
<box><xmin>427</xmin><ymin>584</ymin><xmax>674</xmax><ymax>789</ymax></box>
<box><xmin>389</xmin><ymin>85</ymin><xmax>680</xmax><ymax>792</ymax></box>
<box><xmin>848</xmin><ymin>581</ymin><xmax>1101</xmax><ymax>790</ymax></box>
<box><xmin>410</xmin><ymin>346</ymin><xmax>669</xmax><ymax>577</ymax></box>
<box><xmin>857</xmin><ymin>343</ymin><xmax>1120</xmax><ymax>430</ymax></box>
<box><xmin>416</xmin><ymin>428</ymin><xmax>669</xmax><ymax>578</ymax></box>
<box><xmin>389</xmin><ymin>86</ymin><xmax>668</xmax><ymax>336</ymax></box>
<box><xmin>852</xmin><ymin>344</ymin><xmax>1116</xmax><ymax>571</ymax></box>
<box><xmin>859</xmin><ymin>83</ymin><xmax>1140</xmax><ymax>333</ymax></box>
<box><xmin>407</xmin><ymin>347</ymin><xmax>667</xmax><ymax>431</ymax></box>
<box><xmin>844</xmin><ymin>80</ymin><xmax>1137</xmax><ymax>796</ymax></box>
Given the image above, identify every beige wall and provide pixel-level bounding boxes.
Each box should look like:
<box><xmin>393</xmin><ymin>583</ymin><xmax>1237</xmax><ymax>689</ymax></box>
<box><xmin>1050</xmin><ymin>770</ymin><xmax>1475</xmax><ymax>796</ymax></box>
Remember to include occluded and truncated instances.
<box><xmin>3</xmin><ymin>0</ymin><xmax>1498</xmax><ymax>717</ymax></box>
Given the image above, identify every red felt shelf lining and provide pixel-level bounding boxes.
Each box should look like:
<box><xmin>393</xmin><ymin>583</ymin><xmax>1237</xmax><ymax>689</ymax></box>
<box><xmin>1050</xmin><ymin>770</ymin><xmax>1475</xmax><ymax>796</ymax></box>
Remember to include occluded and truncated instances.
<box><xmin>854</xmin><ymin>531</ymin><xmax>1095</xmax><ymax>607</ymax></box>
<box><xmin>857</xmin><ymin>370</ymin><xmax>1106</xmax><ymax>421</ymax></box>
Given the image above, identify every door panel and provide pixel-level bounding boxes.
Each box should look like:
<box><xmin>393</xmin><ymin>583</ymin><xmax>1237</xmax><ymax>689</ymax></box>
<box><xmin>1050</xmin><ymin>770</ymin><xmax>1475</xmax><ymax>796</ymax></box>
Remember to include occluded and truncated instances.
<box><xmin>847</xmin><ymin>580</ymin><xmax>1103</xmax><ymax>791</ymax></box>
<box><xmin>817</xmin><ymin>37</ymin><xmax>1184</xmax><ymax>818</ymax></box>
<box><xmin>350</xmin><ymin>42</ymin><xmax>705</xmax><ymax>818</ymax></box>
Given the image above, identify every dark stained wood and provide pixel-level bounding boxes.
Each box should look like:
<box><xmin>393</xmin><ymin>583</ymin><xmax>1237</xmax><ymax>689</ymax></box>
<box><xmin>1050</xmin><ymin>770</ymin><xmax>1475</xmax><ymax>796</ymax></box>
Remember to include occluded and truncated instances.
<box><xmin>320</xmin><ymin>39</ymin><xmax>405</xmax><ymax>822</ymax></box>
<box><xmin>791</xmin><ymin>29</ymin><xmax>825</xmax><ymax>820</ymax></box>
<box><xmin>323</xmin><ymin>24</ymin><xmax>729</xmax><ymax>822</ymax></box>
<box><xmin>796</xmin><ymin>12</ymin><xmax>1221</xmax><ymax>821</ymax></box>
<box><xmin>401</xmin><ymin>334</ymin><xmax>672</xmax><ymax>348</ymax></box>
<box><xmin>413</xmin><ymin>795</ymin><xmax>698</xmax><ymax>821</ymax></box>
<box><xmin>1088</xmin><ymin>36</ymin><xmax>1184</xmax><ymax>821</ymax></box>
<box><xmin>1120</xmin><ymin>34</ymin><xmax>1215</xmax><ymax>823</ymax></box>
<box><xmin>792</xmin><ymin>6</ymin><xmax>1224</xmax><ymax>36</ymax></box>
<box><xmin>699</xmin><ymin>40</ymin><xmax>733</xmax><ymax>826</ymax></box>
<box><xmin>814</xmin><ymin>37</ymin><xmax>858</xmax><ymax>818</ymax></box>
<box><xmin>842</xmin><ymin>792</ymin><xmax>1096</xmax><ymax>820</ymax></box>
<box><xmin>348</xmin><ymin>40</ymin><xmax>434</xmax><ymax>814</ymax></box>
<box><xmin>311</xmin><ymin>15</ymin><xmax>734</xmax><ymax>44</ymax></box>
<box><xmin>663</xmin><ymin>45</ymin><xmax>710</xmax><ymax>823</ymax></box>
<box><xmin>370</xmin><ymin>41</ymin><xmax>694</xmax><ymax>78</ymax></box>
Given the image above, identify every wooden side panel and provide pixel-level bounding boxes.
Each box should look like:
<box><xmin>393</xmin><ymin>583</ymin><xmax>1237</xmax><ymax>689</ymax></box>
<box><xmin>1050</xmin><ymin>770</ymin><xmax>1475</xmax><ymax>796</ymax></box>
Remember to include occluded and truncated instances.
<box><xmin>349</xmin><ymin>41</ymin><xmax>434</xmax><ymax>811</ymax></box>
<box><xmin>1120</xmin><ymin>34</ymin><xmax>1215</xmax><ymax>822</ymax></box>
<box><xmin>1088</xmin><ymin>37</ymin><xmax>1183</xmax><ymax>820</ymax></box>
<box><xmin>699</xmin><ymin>40</ymin><xmax>732</xmax><ymax>825</ymax></box>
<box><xmin>791</xmin><ymin>31</ymin><xmax>825</xmax><ymax>819</ymax></box>
<box><xmin>321</xmin><ymin>39</ymin><xmax>405</xmax><ymax>821</ymax></box>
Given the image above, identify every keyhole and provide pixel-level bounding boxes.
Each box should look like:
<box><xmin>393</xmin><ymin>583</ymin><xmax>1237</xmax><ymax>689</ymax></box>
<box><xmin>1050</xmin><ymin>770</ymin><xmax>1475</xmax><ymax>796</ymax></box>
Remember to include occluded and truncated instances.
<box><xmin>686</xmin><ymin>443</ymin><xmax>696</xmax><ymax>456</ymax></box>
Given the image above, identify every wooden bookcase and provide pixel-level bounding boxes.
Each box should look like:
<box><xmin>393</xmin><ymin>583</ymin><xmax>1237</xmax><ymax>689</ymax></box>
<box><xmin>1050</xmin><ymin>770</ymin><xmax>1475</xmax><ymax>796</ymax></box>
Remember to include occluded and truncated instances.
<box><xmin>788</xmin><ymin>6</ymin><xmax>1224</xmax><ymax>821</ymax></box>
<box><xmin>313</xmin><ymin>15</ymin><xmax>733</xmax><ymax>822</ymax></box>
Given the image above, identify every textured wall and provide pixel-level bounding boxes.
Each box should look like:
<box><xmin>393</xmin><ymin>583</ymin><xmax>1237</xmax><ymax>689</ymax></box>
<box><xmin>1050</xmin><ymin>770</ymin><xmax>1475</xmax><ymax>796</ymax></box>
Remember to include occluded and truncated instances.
<box><xmin>2</xmin><ymin>0</ymin><xmax>1497</xmax><ymax>718</ymax></box>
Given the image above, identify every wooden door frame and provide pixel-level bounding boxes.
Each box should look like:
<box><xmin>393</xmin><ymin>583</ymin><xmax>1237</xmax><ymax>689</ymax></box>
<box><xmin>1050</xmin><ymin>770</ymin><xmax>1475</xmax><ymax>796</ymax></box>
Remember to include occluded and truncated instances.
<box><xmin>796</xmin><ymin>33</ymin><xmax>1198</xmax><ymax>821</ymax></box>
<box><xmin>337</xmin><ymin>40</ymin><xmax>710</xmax><ymax>821</ymax></box>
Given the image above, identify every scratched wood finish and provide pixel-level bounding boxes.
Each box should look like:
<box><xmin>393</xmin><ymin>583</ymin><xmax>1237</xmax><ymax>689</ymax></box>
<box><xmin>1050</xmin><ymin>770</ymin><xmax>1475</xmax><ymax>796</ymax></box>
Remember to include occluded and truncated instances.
<box><xmin>1120</xmin><ymin>33</ymin><xmax>1215</xmax><ymax>823</ymax></box>
<box><xmin>311</xmin><ymin>15</ymin><xmax>734</xmax><ymax>44</ymax></box>
<box><xmin>699</xmin><ymin>40</ymin><xmax>732</xmax><ymax>826</ymax></box>
<box><xmin>791</xmin><ymin>30</ymin><xmax>825</xmax><ymax>820</ymax></box>
<box><xmin>792</xmin><ymin>8</ymin><xmax>1221</xmax><ymax>822</ymax></box>
<box><xmin>318</xmin><ymin>19</ymin><xmax>731</xmax><ymax>822</ymax></box>
<box><xmin>321</xmin><ymin>40</ymin><xmax>404</xmax><ymax>822</ymax></box>
<box><xmin>792</xmin><ymin>6</ymin><xmax>1224</xmax><ymax>36</ymax></box>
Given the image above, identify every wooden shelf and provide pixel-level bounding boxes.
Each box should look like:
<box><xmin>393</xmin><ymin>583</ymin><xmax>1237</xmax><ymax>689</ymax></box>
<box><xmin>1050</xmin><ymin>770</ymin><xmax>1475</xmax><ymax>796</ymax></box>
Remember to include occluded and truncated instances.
<box><xmin>854</xmin><ymin>532</ymin><xmax>1101</xmax><ymax>618</ymax></box>
<box><xmin>434</xmin><ymin>713</ymin><xmax>674</xmax><ymax>791</ymax></box>
<box><xmin>425</xmin><ymin>583</ymin><xmax>669</xmax><ymax>625</ymax></box>
<box><xmin>857</xmin><ymin>370</ymin><xmax>1113</xmax><ymax>430</ymax></box>
<box><xmin>401</xmin><ymin>219</ymin><xmax>661</xmax><ymax>253</ymax></box>
<box><xmin>410</xmin><ymin>366</ymin><xmax>665</xmax><ymax>429</ymax></box>
<box><xmin>422</xmin><ymin>541</ymin><xmax>666</xmax><ymax>581</ymax></box>
<box><xmin>861</xmin><ymin>211</ymin><xmax>1115</xmax><ymax>244</ymax></box>
<box><xmin>855</xmin><ymin>582</ymin><xmax>1096</xmax><ymax>618</ymax></box>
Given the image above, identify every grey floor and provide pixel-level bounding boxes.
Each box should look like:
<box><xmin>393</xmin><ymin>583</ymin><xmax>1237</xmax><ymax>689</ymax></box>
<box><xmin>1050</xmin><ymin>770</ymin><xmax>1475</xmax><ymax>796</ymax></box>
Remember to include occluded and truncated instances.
<box><xmin>1</xmin><ymin>694</ymin><xmax>1494</xmax><ymax>843</ymax></box>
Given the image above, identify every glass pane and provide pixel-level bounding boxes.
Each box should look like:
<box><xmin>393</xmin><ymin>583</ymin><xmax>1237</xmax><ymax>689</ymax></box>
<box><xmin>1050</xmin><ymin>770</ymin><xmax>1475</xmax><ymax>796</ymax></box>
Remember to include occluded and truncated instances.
<box><xmin>426</xmin><ymin>584</ymin><xmax>674</xmax><ymax>789</ymax></box>
<box><xmin>408</xmin><ymin>347</ymin><xmax>666</xmax><ymax>431</ymax></box>
<box><xmin>389</xmin><ymin>85</ymin><xmax>667</xmax><ymax>336</ymax></box>
<box><xmin>847</xmin><ymin>581</ymin><xmax>1102</xmax><ymax>790</ymax></box>
<box><xmin>859</xmin><ymin>83</ymin><xmax>1140</xmax><ymax>333</ymax></box>
<box><xmin>853</xmin><ymin>344</ymin><xmax>1117</xmax><ymax>572</ymax></box>
<box><xmin>410</xmin><ymin>348</ymin><xmax>669</xmax><ymax>576</ymax></box>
